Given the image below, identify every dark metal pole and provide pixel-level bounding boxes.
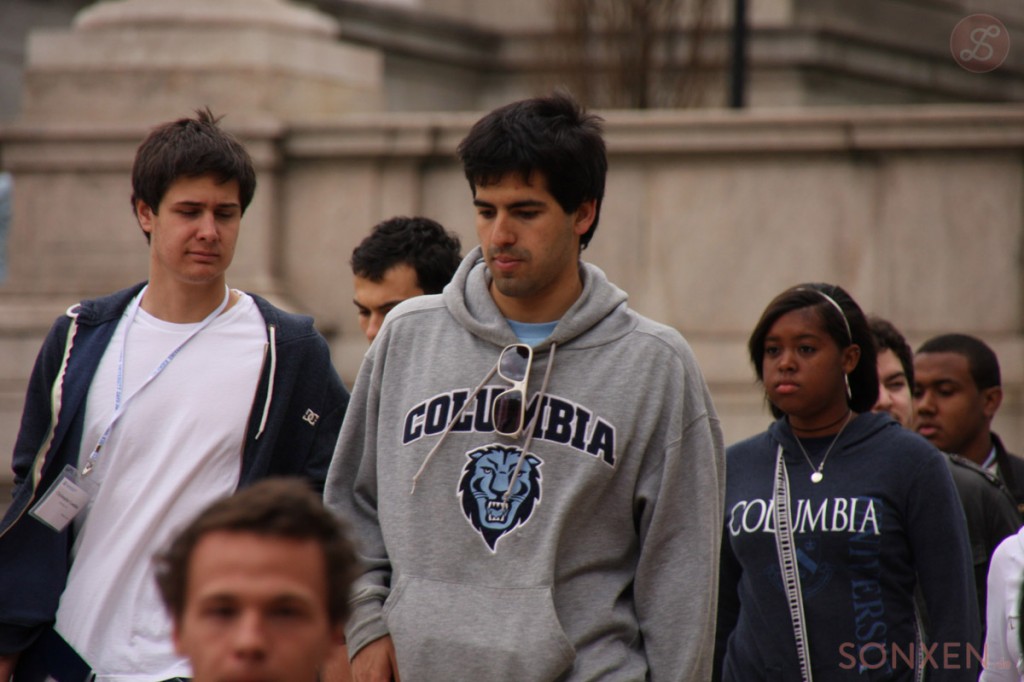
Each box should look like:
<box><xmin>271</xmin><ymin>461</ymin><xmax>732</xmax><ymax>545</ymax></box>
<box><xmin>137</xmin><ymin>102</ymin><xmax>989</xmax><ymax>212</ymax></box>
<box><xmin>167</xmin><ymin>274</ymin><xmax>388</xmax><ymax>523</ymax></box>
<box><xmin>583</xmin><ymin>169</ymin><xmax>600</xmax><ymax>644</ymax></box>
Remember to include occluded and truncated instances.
<box><xmin>729</xmin><ymin>0</ymin><xmax>747</xmax><ymax>108</ymax></box>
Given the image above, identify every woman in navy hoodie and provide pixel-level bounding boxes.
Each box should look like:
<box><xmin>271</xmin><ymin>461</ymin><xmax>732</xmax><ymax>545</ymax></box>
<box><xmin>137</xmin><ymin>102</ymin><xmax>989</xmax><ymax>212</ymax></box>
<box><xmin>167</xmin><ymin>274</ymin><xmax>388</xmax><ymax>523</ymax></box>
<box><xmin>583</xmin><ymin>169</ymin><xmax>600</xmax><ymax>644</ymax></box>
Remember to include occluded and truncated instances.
<box><xmin>714</xmin><ymin>283</ymin><xmax>978</xmax><ymax>681</ymax></box>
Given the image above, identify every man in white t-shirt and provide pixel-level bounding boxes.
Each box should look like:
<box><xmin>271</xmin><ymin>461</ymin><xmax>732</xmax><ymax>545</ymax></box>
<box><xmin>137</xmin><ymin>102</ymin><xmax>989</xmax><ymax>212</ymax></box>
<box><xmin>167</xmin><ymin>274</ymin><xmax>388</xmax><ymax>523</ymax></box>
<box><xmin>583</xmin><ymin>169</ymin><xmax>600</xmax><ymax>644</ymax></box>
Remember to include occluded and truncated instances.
<box><xmin>0</xmin><ymin>108</ymin><xmax>349</xmax><ymax>680</ymax></box>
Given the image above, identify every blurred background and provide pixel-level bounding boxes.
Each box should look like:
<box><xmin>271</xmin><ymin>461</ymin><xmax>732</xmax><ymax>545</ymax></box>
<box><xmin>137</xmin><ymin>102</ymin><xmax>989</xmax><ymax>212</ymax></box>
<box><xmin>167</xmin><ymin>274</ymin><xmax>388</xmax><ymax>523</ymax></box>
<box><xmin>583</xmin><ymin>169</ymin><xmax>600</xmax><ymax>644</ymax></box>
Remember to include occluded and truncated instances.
<box><xmin>1</xmin><ymin>0</ymin><xmax>1023</xmax><ymax>508</ymax></box>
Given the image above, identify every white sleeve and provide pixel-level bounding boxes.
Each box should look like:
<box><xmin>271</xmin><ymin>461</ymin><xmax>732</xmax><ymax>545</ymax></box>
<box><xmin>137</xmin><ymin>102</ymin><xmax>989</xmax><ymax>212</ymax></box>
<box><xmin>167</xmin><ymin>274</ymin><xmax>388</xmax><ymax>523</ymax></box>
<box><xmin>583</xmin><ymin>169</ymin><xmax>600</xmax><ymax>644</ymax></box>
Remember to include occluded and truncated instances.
<box><xmin>981</xmin><ymin>533</ymin><xmax>1024</xmax><ymax>682</ymax></box>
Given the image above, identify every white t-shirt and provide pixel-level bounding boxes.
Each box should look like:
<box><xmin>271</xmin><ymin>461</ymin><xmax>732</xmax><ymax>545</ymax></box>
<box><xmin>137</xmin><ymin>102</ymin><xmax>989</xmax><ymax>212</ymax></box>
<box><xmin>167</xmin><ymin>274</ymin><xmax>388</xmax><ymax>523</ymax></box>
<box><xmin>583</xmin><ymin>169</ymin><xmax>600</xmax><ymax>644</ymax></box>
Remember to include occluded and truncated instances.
<box><xmin>54</xmin><ymin>292</ymin><xmax>264</xmax><ymax>681</ymax></box>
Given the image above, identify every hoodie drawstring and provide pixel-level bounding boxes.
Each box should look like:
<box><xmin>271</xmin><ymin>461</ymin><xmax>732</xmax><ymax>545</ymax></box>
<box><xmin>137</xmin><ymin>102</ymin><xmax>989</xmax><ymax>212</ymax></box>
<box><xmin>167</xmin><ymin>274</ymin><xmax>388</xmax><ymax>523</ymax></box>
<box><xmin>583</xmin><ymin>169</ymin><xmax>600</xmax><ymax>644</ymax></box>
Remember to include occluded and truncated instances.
<box><xmin>411</xmin><ymin>362</ymin><xmax>498</xmax><ymax>493</ymax></box>
<box><xmin>255</xmin><ymin>324</ymin><xmax>277</xmax><ymax>440</ymax></box>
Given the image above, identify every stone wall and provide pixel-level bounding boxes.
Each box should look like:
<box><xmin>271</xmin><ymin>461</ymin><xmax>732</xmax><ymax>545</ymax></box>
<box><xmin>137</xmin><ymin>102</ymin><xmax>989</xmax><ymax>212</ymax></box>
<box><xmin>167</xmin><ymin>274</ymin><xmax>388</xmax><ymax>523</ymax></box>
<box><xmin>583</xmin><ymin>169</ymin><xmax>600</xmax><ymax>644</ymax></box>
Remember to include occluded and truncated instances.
<box><xmin>280</xmin><ymin>105</ymin><xmax>1024</xmax><ymax>449</ymax></box>
<box><xmin>2</xmin><ymin>0</ymin><xmax>1023</xmax><ymax>512</ymax></box>
<box><xmin>2</xmin><ymin>104</ymin><xmax>1021</xmax><ymax>498</ymax></box>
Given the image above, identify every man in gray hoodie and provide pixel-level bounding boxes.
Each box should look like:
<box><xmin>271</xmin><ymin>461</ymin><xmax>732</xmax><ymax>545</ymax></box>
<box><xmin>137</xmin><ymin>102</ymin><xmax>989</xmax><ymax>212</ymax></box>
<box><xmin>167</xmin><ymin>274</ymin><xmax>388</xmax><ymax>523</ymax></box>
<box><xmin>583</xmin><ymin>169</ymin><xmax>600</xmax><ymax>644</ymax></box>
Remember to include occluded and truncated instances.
<box><xmin>324</xmin><ymin>92</ymin><xmax>725</xmax><ymax>682</ymax></box>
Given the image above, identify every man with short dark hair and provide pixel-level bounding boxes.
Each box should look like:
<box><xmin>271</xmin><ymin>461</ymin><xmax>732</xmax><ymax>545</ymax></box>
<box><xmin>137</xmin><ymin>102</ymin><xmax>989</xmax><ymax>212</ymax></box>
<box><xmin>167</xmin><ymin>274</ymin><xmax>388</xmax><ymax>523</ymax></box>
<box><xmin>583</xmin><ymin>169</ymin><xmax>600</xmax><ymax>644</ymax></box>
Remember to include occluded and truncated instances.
<box><xmin>155</xmin><ymin>478</ymin><xmax>358</xmax><ymax>682</ymax></box>
<box><xmin>870</xmin><ymin>319</ymin><xmax>1019</xmax><ymax>637</ymax></box>
<box><xmin>0</xmin><ymin>108</ymin><xmax>348</xmax><ymax>679</ymax></box>
<box><xmin>325</xmin><ymin>92</ymin><xmax>725</xmax><ymax>681</ymax></box>
<box><xmin>350</xmin><ymin>216</ymin><xmax>461</xmax><ymax>342</ymax></box>
<box><xmin>914</xmin><ymin>333</ymin><xmax>1024</xmax><ymax>516</ymax></box>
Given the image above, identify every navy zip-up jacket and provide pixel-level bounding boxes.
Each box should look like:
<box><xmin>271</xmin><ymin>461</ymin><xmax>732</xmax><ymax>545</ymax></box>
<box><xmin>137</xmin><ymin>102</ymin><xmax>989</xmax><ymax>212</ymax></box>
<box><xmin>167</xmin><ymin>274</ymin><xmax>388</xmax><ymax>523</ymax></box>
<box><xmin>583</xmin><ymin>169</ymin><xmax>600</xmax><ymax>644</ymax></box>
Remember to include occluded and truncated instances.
<box><xmin>0</xmin><ymin>283</ymin><xmax>349</xmax><ymax>654</ymax></box>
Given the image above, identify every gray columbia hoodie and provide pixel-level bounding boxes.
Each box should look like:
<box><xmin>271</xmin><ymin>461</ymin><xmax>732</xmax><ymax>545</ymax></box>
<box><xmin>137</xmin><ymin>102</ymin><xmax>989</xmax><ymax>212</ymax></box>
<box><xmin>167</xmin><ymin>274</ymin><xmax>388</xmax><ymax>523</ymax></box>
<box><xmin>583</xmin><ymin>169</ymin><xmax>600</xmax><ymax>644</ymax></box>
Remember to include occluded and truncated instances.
<box><xmin>324</xmin><ymin>247</ymin><xmax>725</xmax><ymax>681</ymax></box>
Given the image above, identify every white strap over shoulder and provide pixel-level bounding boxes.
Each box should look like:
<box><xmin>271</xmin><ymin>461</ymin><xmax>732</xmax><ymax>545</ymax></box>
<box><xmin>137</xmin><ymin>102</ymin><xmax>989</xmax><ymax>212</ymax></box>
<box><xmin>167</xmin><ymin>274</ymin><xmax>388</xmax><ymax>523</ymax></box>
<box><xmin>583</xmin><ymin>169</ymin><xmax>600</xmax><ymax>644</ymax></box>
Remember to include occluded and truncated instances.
<box><xmin>773</xmin><ymin>444</ymin><xmax>814</xmax><ymax>682</ymax></box>
<box><xmin>0</xmin><ymin>311</ymin><xmax>81</xmax><ymax>542</ymax></box>
<box><xmin>32</xmin><ymin>314</ymin><xmax>80</xmax><ymax>488</ymax></box>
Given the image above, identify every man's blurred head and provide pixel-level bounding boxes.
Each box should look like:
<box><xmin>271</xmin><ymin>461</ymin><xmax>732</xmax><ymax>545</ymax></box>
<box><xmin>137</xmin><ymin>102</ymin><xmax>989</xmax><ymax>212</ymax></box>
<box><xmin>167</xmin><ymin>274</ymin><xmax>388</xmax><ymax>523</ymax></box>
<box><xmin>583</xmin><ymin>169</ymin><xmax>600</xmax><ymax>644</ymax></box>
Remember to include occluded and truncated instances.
<box><xmin>155</xmin><ymin>479</ymin><xmax>358</xmax><ymax>682</ymax></box>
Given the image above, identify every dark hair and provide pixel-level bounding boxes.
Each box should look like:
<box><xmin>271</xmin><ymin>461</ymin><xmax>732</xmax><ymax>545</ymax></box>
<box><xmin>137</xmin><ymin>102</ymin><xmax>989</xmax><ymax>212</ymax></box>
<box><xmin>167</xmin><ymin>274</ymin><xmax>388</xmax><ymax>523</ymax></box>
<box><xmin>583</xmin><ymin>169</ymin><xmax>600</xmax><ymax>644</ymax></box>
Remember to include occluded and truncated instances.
<box><xmin>154</xmin><ymin>478</ymin><xmax>359</xmax><ymax>626</ymax></box>
<box><xmin>456</xmin><ymin>91</ymin><xmax>607</xmax><ymax>249</ymax></box>
<box><xmin>351</xmin><ymin>216</ymin><xmax>462</xmax><ymax>294</ymax></box>
<box><xmin>131</xmin><ymin>107</ymin><xmax>257</xmax><ymax>242</ymax></box>
<box><xmin>916</xmin><ymin>333</ymin><xmax>1001</xmax><ymax>390</ymax></box>
<box><xmin>869</xmin><ymin>316</ymin><xmax>914</xmax><ymax>387</ymax></box>
<box><xmin>748</xmin><ymin>283</ymin><xmax>878</xmax><ymax>418</ymax></box>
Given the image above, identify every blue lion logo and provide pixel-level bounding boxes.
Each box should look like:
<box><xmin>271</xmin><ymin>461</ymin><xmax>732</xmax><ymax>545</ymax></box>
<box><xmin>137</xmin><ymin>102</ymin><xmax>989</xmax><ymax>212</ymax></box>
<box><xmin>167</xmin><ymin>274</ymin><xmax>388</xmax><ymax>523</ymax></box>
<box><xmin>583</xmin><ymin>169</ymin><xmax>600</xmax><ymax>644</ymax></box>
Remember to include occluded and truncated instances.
<box><xmin>458</xmin><ymin>444</ymin><xmax>542</xmax><ymax>551</ymax></box>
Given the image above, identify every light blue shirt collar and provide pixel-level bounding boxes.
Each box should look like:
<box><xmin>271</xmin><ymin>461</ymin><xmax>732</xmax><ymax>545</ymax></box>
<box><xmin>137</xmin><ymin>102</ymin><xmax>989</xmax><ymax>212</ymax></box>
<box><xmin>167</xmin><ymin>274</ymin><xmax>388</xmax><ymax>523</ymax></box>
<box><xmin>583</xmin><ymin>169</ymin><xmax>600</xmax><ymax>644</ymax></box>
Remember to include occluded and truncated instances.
<box><xmin>507</xmin><ymin>319</ymin><xmax>558</xmax><ymax>347</ymax></box>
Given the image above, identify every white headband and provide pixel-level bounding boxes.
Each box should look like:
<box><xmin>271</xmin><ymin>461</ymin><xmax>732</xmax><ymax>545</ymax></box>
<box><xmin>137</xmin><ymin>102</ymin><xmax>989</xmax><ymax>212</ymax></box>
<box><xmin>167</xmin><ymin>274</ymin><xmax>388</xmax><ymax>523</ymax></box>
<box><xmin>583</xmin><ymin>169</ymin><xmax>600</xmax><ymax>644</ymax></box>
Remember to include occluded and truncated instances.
<box><xmin>798</xmin><ymin>288</ymin><xmax>852</xmax><ymax>343</ymax></box>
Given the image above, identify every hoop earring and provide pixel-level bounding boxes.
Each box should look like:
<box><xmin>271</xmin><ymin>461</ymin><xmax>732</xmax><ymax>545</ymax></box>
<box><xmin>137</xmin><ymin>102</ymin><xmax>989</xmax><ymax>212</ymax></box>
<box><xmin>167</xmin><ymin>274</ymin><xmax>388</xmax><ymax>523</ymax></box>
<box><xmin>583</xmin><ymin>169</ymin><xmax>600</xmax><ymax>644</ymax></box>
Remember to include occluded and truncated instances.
<box><xmin>844</xmin><ymin>373</ymin><xmax>852</xmax><ymax>401</ymax></box>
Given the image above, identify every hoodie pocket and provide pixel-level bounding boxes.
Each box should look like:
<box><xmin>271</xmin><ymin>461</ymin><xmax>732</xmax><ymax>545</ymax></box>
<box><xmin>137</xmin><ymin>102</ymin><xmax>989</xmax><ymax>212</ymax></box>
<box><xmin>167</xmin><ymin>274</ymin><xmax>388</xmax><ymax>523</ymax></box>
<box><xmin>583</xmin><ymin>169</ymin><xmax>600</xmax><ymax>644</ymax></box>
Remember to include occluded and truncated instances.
<box><xmin>383</xmin><ymin>575</ymin><xmax>576</xmax><ymax>682</ymax></box>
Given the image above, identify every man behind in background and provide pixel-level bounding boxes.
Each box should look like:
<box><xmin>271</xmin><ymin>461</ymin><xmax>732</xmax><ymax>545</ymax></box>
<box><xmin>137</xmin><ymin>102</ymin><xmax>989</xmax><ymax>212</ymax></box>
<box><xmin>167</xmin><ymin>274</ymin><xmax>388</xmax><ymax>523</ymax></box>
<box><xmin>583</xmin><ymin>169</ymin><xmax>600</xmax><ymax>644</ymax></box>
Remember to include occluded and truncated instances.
<box><xmin>914</xmin><ymin>333</ymin><xmax>1024</xmax><ymax>517</ymax></box>
<box><xmin>351</xmin><ymin>216</ymin><xmax>461</xmax><ymax>343</ymax></box>
<box><xmin>870</xmin><ymin>318</ymin><xmax>1019</xmax><ymax>635</ymax></box>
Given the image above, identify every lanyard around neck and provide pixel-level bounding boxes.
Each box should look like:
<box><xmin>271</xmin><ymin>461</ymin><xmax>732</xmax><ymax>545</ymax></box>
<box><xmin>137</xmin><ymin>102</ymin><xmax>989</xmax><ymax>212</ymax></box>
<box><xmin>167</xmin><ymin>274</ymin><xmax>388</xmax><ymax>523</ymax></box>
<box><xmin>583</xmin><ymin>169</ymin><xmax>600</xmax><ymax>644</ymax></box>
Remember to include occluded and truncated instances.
<box><xmin>81</xmin><ymin>285</ymin><xmax>231</xmax><ymax>476</ymax></box>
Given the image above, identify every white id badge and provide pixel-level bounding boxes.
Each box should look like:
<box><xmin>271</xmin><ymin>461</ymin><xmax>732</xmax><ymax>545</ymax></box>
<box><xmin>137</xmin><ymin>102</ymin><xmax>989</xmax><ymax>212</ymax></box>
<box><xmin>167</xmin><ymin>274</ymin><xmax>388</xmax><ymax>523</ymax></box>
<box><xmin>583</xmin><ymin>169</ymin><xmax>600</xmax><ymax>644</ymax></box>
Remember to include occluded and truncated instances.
<box><xmin>29</xmin><ymin>464</ymin><xmax>94</xmax><ymax>532</ymax></box>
